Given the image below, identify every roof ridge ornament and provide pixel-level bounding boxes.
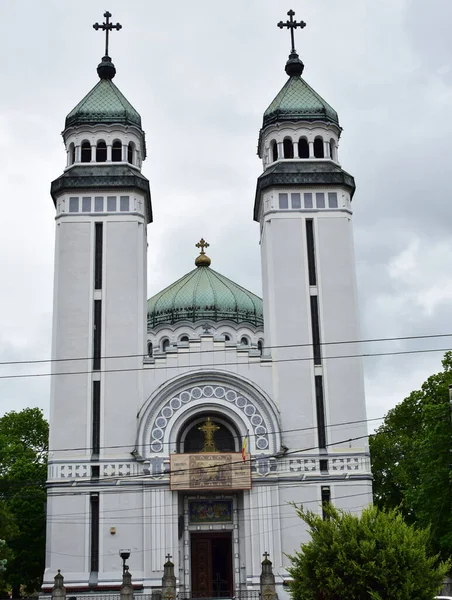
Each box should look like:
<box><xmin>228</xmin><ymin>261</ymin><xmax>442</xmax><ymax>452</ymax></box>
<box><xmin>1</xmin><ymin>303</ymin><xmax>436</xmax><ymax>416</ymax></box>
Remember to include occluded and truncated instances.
<box><xmin>93</xmin><ymin>11</ymin><xmax>122</xmax><ymax>80</ymax></box>
<box><xmin>195</xmin><ymin>238</ymin><xmax>211</xmax><ymax>267</ymax></box>
<box><xmin>277</xmin><ymin>9</ymin><xmax>306</xmax><ymax>77</ymax></box>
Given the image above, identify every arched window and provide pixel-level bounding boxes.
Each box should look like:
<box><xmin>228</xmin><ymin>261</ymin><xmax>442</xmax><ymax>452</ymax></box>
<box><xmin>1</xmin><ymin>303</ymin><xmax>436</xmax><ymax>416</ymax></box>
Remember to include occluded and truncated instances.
<box><xmin>271</xmin><ymin>140</ymin><xmax>278</xmax><ymax>162</ymax></box>
<box><xmin>181</xmin><ymin>417</ymin><xmax>237</xmax><ymax>453</ymax></box>
<box><xmin>257</xmin><ymin>340</ymin><xmax>263</xmax><ymax>354</ymax></box>
<box><xmin>283</xmin><ymin>137</ymin><xmax>294</xmax><ymax>159</ymax></box>
<box><xmin>298</xmin><ymin>137</ymin><xmax>309</xmax><ymax>159</ymax></box>
<box><xmin>96</xmin><ymin>140</ymin><xmax>107</xmax><ymax>162</ymax></box>
<box><xmin>180</xmin><ymin>335</ymin><xmax>189</xmax><ymax>343</ymax></box>
<box><xmin>329</xmin><ymin>138</ymin><xmax>336</xmax><ymax>161</ymax></box>
<box><xmin>127</xmin><ymin>142</ymin><xmax>135</xmax><ymax>164</ymax></box>
<box><xmin>147</xmin><ymin>342</ymin><xmax>153</xmax><ymax>357</ymax></box>
<box><xmin>81</xmin><ymin>141</ymin><xmax>91</xmax><ymax>163</ymax></box>
<box><xmin>161</xmin><ymin>338</ymin><xmax>170</xmax><ymax>352</ymax></box>
<box><xmin>240</xmin><ymin>337</ymin><xmax>249</xmax><ymax>346</ymax></box>
<box><xmin>223</xmin><ymin>333</ymin><xmax>231</xmax><ymax>341</ymax></box>
<box><xmin>112</xmin><ymin>140</ymin><xmax>122</xmax><ymax>162</ymax></box>
<box><xmin>314</xmin><ymin>137</ymin><xmax>324</xmax><ymax>159</ymax></box>
<box><xmin>68</xmin><ymin>143</ymin><xmax>75</xmax><ymax>165</ymax></box>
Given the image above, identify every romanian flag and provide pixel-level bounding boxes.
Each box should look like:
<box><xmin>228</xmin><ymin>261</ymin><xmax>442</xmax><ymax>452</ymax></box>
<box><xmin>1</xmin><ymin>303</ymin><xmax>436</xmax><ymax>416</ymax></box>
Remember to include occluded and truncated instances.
<box><xmin>241</xmin><ymin>432</ymin><xmax>249</xmax><ymax>462</ymax></box>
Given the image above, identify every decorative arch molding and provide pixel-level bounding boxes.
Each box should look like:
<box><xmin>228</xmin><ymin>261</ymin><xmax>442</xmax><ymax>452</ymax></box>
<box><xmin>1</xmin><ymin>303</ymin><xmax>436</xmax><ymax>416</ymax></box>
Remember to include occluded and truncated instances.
<box><xmin>136</xmin><ymin>370</ymin><xmax>281</xmax><ymax>458</ymax></box>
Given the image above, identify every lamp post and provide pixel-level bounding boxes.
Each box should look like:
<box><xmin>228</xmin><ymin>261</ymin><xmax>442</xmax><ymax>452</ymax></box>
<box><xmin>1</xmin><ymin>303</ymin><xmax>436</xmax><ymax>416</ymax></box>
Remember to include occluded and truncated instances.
<box><xmin>119</xmin><ymin>549</ymin><xmax>131</xmax><ymax>574</ymax></box>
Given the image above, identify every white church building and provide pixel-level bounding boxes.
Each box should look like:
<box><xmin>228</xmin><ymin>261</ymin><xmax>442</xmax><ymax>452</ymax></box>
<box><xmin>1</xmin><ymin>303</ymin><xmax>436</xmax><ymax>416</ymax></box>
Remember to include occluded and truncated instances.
<box><xmin>43</xmin><ymin>10</ymin><xmax>372</xmax><ymax>599</ymax></box>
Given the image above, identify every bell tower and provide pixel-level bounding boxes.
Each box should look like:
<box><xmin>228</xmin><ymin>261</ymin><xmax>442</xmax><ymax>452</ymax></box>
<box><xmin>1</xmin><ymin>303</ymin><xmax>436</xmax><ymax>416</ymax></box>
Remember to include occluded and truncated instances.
<box><xmin>45</xmin><ymin>12</ymin><xmax>152</xmax><ymax>587</ymax></box>
<box><xmin>255</xmin><ymin>10</ymin><xmax>372</xmax><ymax>513</ymax></box>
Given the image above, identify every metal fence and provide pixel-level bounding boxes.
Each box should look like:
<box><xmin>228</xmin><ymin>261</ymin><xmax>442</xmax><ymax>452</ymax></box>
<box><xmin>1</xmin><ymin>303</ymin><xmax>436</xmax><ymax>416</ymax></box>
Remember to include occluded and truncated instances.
<box><xmin>177</xmin><ymin>590</ymin><xmax>260</xmax><ymax>600</ymax></box>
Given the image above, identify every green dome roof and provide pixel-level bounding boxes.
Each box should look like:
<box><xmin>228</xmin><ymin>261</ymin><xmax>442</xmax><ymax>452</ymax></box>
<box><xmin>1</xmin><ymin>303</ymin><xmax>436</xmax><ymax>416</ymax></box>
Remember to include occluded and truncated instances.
<box><xmin>147</xmin><ymin>265</ymin><xmax>264</xmax><ymax>328</ymax></box>
<box><xmin>65</xmin><ymin>77</ymin><xmax>142</xmax><ymax>130</ymax></box>
<box><xmin>263</xmin><ymin>75</ymin><xmax>339</xmax><ymax>128</ymax></box>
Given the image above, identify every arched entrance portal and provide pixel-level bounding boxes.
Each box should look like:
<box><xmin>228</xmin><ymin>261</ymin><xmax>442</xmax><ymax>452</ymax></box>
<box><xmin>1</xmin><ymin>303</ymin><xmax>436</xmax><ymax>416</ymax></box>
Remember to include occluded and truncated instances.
<box><xmin>180</xmin><ymin>415</ymin><xmax>237</xmax><ymax>598</ymax></box>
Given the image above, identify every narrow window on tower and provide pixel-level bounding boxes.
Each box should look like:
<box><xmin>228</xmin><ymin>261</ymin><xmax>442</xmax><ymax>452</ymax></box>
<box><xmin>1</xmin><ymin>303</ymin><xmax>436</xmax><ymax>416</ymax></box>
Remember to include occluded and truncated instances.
<box><xmin>94</xmin><ymin>197</ymin><xmax>104</xmax><ymax>212</ymax></box>
<box><xmin>291</xmin><ymin>193</ymin><xmax>301</xmax><ymax>209</ymax></box>
<box><xmin>283</xmin><ymin>137</ymin><xmax>294</xmax><ymax>159</ymax></box>
<box><xmin>112</xmin><ymin>140</ymin><xmax>122</xmax><ymax>162</ymax></box>
<box><xmin>82</xmin><ymin>197</ymin><xmax>91</xmax><ymax>212</ymax></box>
<box><xmin>316</xmin><ymin>193</ymin><xmax>325</xmax><ymax>209</ymax></box>
<box><xmin>306</xmin><ymin>220</ymin><xmax>317</xmax><ymax>286</ymax></box>
<box><xmin>278</xmin><ymin>193</ymin><xmax>289</xmax><ymax>209</ymax></box>
<box><xmin>94</xmin><ymin>223</ymin><xmax>103</xmax><ymax>290</ymax></box>
<box><xmin>321</xmin><ymin>486</ymin><xmax>331</xmax><ymax>520</ymax></box>
<box><xmin>310</xmin><ymin>296</ymin><xmax>322</xmax><ymax>365</ymax></box>
<box><xmin>81</xmin><ymin>141</ymin><xmax>91</xmax><ymax>163</ymax></box>
<box><xmin>298</xmin><ymin>137</ymin><xmax>309</xmax><ymax>158</ymax></box>
<box><xmin>120</xmin><ymin>196</ymin><xmax>130</xmax><ymax>212</ymax></box>
<box><xmin>69</xmin><ymin>197</ymin><xmax>79</xmax><ymax>213</ymax></box>
<box><xmin>93</xmin><ymin>300</ymin><xmax>102</xmax><ymax>370</ymax></box>
<box><xmin>328</xmin><ymin>192</ymin><xmax>338</xmax><ymax>208</ymax></box>
<box><xmin>315</xmin><ymin>375</ymin><xmax>327</xmax><ymax>449</ymax></box>
<box><xmin>90</xmin><ymin>493</ymin><xmax>99</xmax><ymax>572</ymax></box>
<box><xmin>92</xmin><ymin>381</ymin><xmax>100</xmax><ymax>455</ymax></box>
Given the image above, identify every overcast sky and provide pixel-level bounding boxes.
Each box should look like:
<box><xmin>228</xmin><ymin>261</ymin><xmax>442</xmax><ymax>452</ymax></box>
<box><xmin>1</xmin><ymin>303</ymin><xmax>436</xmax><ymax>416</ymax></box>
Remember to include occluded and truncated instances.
<box><xmin>0</xmin><ymin>0</ymin><xmax>451</xmax><ymax>429</ymax></box>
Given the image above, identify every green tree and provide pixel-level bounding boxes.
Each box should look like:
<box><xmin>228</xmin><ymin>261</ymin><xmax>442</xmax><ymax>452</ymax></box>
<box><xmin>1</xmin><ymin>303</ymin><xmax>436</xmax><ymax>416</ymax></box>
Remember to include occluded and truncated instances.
<box><xmin>287</xmin><ymin>504</ymin><xmax>449</xmax><ymax>600</ymax></box>
<box><xmin>370</xmin><ymin>352</ymin><xmax>452</xmax><ymax>561</ymax></box>
<box><xmin>0</xmin><ymin>408</ymin><xmax>48</xmax><ymax>596</ymax></box>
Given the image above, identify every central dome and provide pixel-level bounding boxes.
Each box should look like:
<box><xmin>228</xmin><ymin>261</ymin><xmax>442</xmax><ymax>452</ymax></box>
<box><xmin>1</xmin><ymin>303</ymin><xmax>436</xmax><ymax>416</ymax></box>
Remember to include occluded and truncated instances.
<box><xmin>147</xmin><ymin>261</ymin><xmax>263</xmax><ymax>329</ymax></box>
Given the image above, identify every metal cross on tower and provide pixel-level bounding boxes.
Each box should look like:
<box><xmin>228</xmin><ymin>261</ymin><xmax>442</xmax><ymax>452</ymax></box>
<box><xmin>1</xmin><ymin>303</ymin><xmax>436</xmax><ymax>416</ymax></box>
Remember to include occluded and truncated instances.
<box><xmin>277</xmin><ymin>9</ymin><xmax>306</xmax><ymax>54</ymax></box>
<box><xmin>93</xmin><ymin>11</ymin><xmax>122</xmax><ymax>57</ymax></box>
<box><xmin>165</xmin><ymin>553</ymin><xmax>172</xmax><ymax>562</ymax></box>
<box><xmin>195</xmin><ymin>238</ymin><xmax>210</xmax><ymax>255</ymax></box>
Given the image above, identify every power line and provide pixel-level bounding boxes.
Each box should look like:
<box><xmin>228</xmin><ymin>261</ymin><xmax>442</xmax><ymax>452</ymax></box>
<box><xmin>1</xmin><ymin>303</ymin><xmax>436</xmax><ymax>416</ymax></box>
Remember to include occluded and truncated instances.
<box><xmin>0</xmin><ymin>345</ymin><xmax>451</xmax><ymax>381</ymax></box>
<box><xmin>46</xmin><ymin>414</ymin><xmax>381</xmax><ymax>454</ymax></box>
<box><xmin>44</xmin><ymin>433</ymin><xmax>371</xmax><ymax>489</ymax></box>
<box><xmin>44</xmin><ymin>490</ymin><xmax>373</xmax><ymax>559</ymax></box>
<box><xmin>1</xmin><ymin>332</ymin><xmax>451</xmax><ymax>367</ymax></box>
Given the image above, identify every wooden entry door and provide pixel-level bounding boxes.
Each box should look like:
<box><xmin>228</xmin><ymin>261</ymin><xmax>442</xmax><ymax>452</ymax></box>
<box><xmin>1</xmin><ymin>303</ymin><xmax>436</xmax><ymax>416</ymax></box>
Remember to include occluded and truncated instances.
<box><xmin>191</xmin><ymin>532</ymin><xmax>233</xmax><ymax>598</ymax></box>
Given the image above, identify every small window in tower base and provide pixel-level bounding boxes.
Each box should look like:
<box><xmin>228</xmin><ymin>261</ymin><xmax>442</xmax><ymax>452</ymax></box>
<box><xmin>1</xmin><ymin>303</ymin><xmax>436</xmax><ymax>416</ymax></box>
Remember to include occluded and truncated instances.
<box><xmin>69</xmin><ymin>197</ymin><xmax>79</xmax><ymax>213</ymax></box>
<box><xmin>279</xmin><ymin>193</ymin><xmax>289</xmax><ymax>209</ymax></box>
<box><xmin>82</xmin><ymin>197</ymin><xmax>91</xmax><ymax>212</ymax></box>
<box><xmin>120</xmin><ymin>196</ymin><xmax>130</xmax><ymax>212</ymax></box>
<box><xmin>291</xmin><ymin>193</ymin><xmax>301</xmax><ymax>209</ymax></box>
<box><xmin>107</xmin><ymin>196</ymin><xmax>117</xmax><ymax>212</ymax></box>
<box><xmin>328</xmin><ymin>192</ymin><xmax>338</xmax><ymax>208</ymax></box>
<box><xmin>316</xmin><ymin>193</ymin><xmax>325</xmax><ymax>209</ymax></box>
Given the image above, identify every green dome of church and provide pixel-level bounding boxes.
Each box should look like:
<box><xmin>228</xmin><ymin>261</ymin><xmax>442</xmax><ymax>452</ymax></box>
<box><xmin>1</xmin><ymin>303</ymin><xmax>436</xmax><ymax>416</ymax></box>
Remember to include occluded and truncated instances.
<box><xmin>263</xmin><ymin>75</ymin><xmax>339</xmax><ymax>128</ymax></box>
<box><xmin>147</xmin><ymin>242</ymin><xmax>264</xmax><ymax>328</ymax></box>
<box><xmin>65</xmin><ymin>59</ymin><xmax>142</xmax><ymax>129</ymax></box>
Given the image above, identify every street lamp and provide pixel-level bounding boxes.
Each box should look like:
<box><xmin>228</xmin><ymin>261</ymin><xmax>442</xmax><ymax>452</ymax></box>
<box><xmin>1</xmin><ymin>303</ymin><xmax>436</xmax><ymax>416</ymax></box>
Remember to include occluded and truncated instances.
<box><xmin>119</xmin><ymin>549</ymin><xmax>131</xmax><ymax>574</ymax></box>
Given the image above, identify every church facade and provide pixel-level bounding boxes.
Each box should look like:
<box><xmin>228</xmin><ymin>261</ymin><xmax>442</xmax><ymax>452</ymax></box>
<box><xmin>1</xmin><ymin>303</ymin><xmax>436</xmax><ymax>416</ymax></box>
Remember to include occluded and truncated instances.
<box><xmin>43</xmin><ymin>11</ymin><xmax>372</xmax><ymax>599</ymax></box>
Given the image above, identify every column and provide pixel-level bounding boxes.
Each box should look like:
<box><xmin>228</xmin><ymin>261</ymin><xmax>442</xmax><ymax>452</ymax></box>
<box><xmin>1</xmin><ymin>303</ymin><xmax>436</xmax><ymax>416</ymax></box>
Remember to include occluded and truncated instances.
<box><xmin>277</xmin><ymin>142</ymin><xmax>283</xmax><ymax>159</ymax></box>
<box><xmin>90</xmin><ymin>144</ymin><xmax>96</xmax><ymax>162</ymax></box>
<box><xmin>309</xmin><ymin>141</ymin><xmax>314</xmax><ymax>158</ymax></box>
<box><xmin>293</xmin><ymin>140</ymin><xmax>299</xmax><ymax>158</ymax></box>
<box><xmin>107</xmin><ymin>144</ymin><xmax>112</xmax><ymax>162</ymax></box>
<box><xmin>324</xmin><ymin>140</ymin><xmax>330</xmax><ymax>159</ymax></box>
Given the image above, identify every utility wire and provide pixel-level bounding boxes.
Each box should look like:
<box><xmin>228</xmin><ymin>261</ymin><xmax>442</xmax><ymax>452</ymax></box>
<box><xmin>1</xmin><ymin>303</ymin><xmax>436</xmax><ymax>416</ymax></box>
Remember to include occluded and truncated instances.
<box><xmin>0</xmin><ymin>332</ymin><xmax>451</xmax><ymax>367</ymax></box>
<box><xmin>0</xmin><ymin>346</ymin><xmax>451</xmax><ymax>381</ymax></box>
<box><xmin>45</xmin><ymin>414</ymin><xmax>381</xmax><ymax>454</ymax></box>
<box><xmin>43</xmin><ymin>433</ymin><xmax>371</xmax><ymax>489</ymax></box>
<box><xmin>44</xmin><ymin>490</ymin><xmax>373</xmax><ymax>559</ymax></box>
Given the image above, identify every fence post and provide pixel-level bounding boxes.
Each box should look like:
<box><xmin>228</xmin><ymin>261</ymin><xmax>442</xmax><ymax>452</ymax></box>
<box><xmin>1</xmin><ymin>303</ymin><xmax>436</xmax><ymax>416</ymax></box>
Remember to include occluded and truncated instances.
<box><xmin>162</xmin><ymin>554</ymin><xmax>176</xmax><ymax>600</ymax></box>
<box><xmin>260</xmin><ymin>552</ymin><xmax>277</xmax><ymax>600</ymax></box>
<box><xmin>120</xmin><ymin>566</ymin><xmax>134</xmax><ymax>600</ymax></box>
<box><xmin>52</xmin><ymin>570</ymin><xmax>66</xmax><ymax>600</ymax></box>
